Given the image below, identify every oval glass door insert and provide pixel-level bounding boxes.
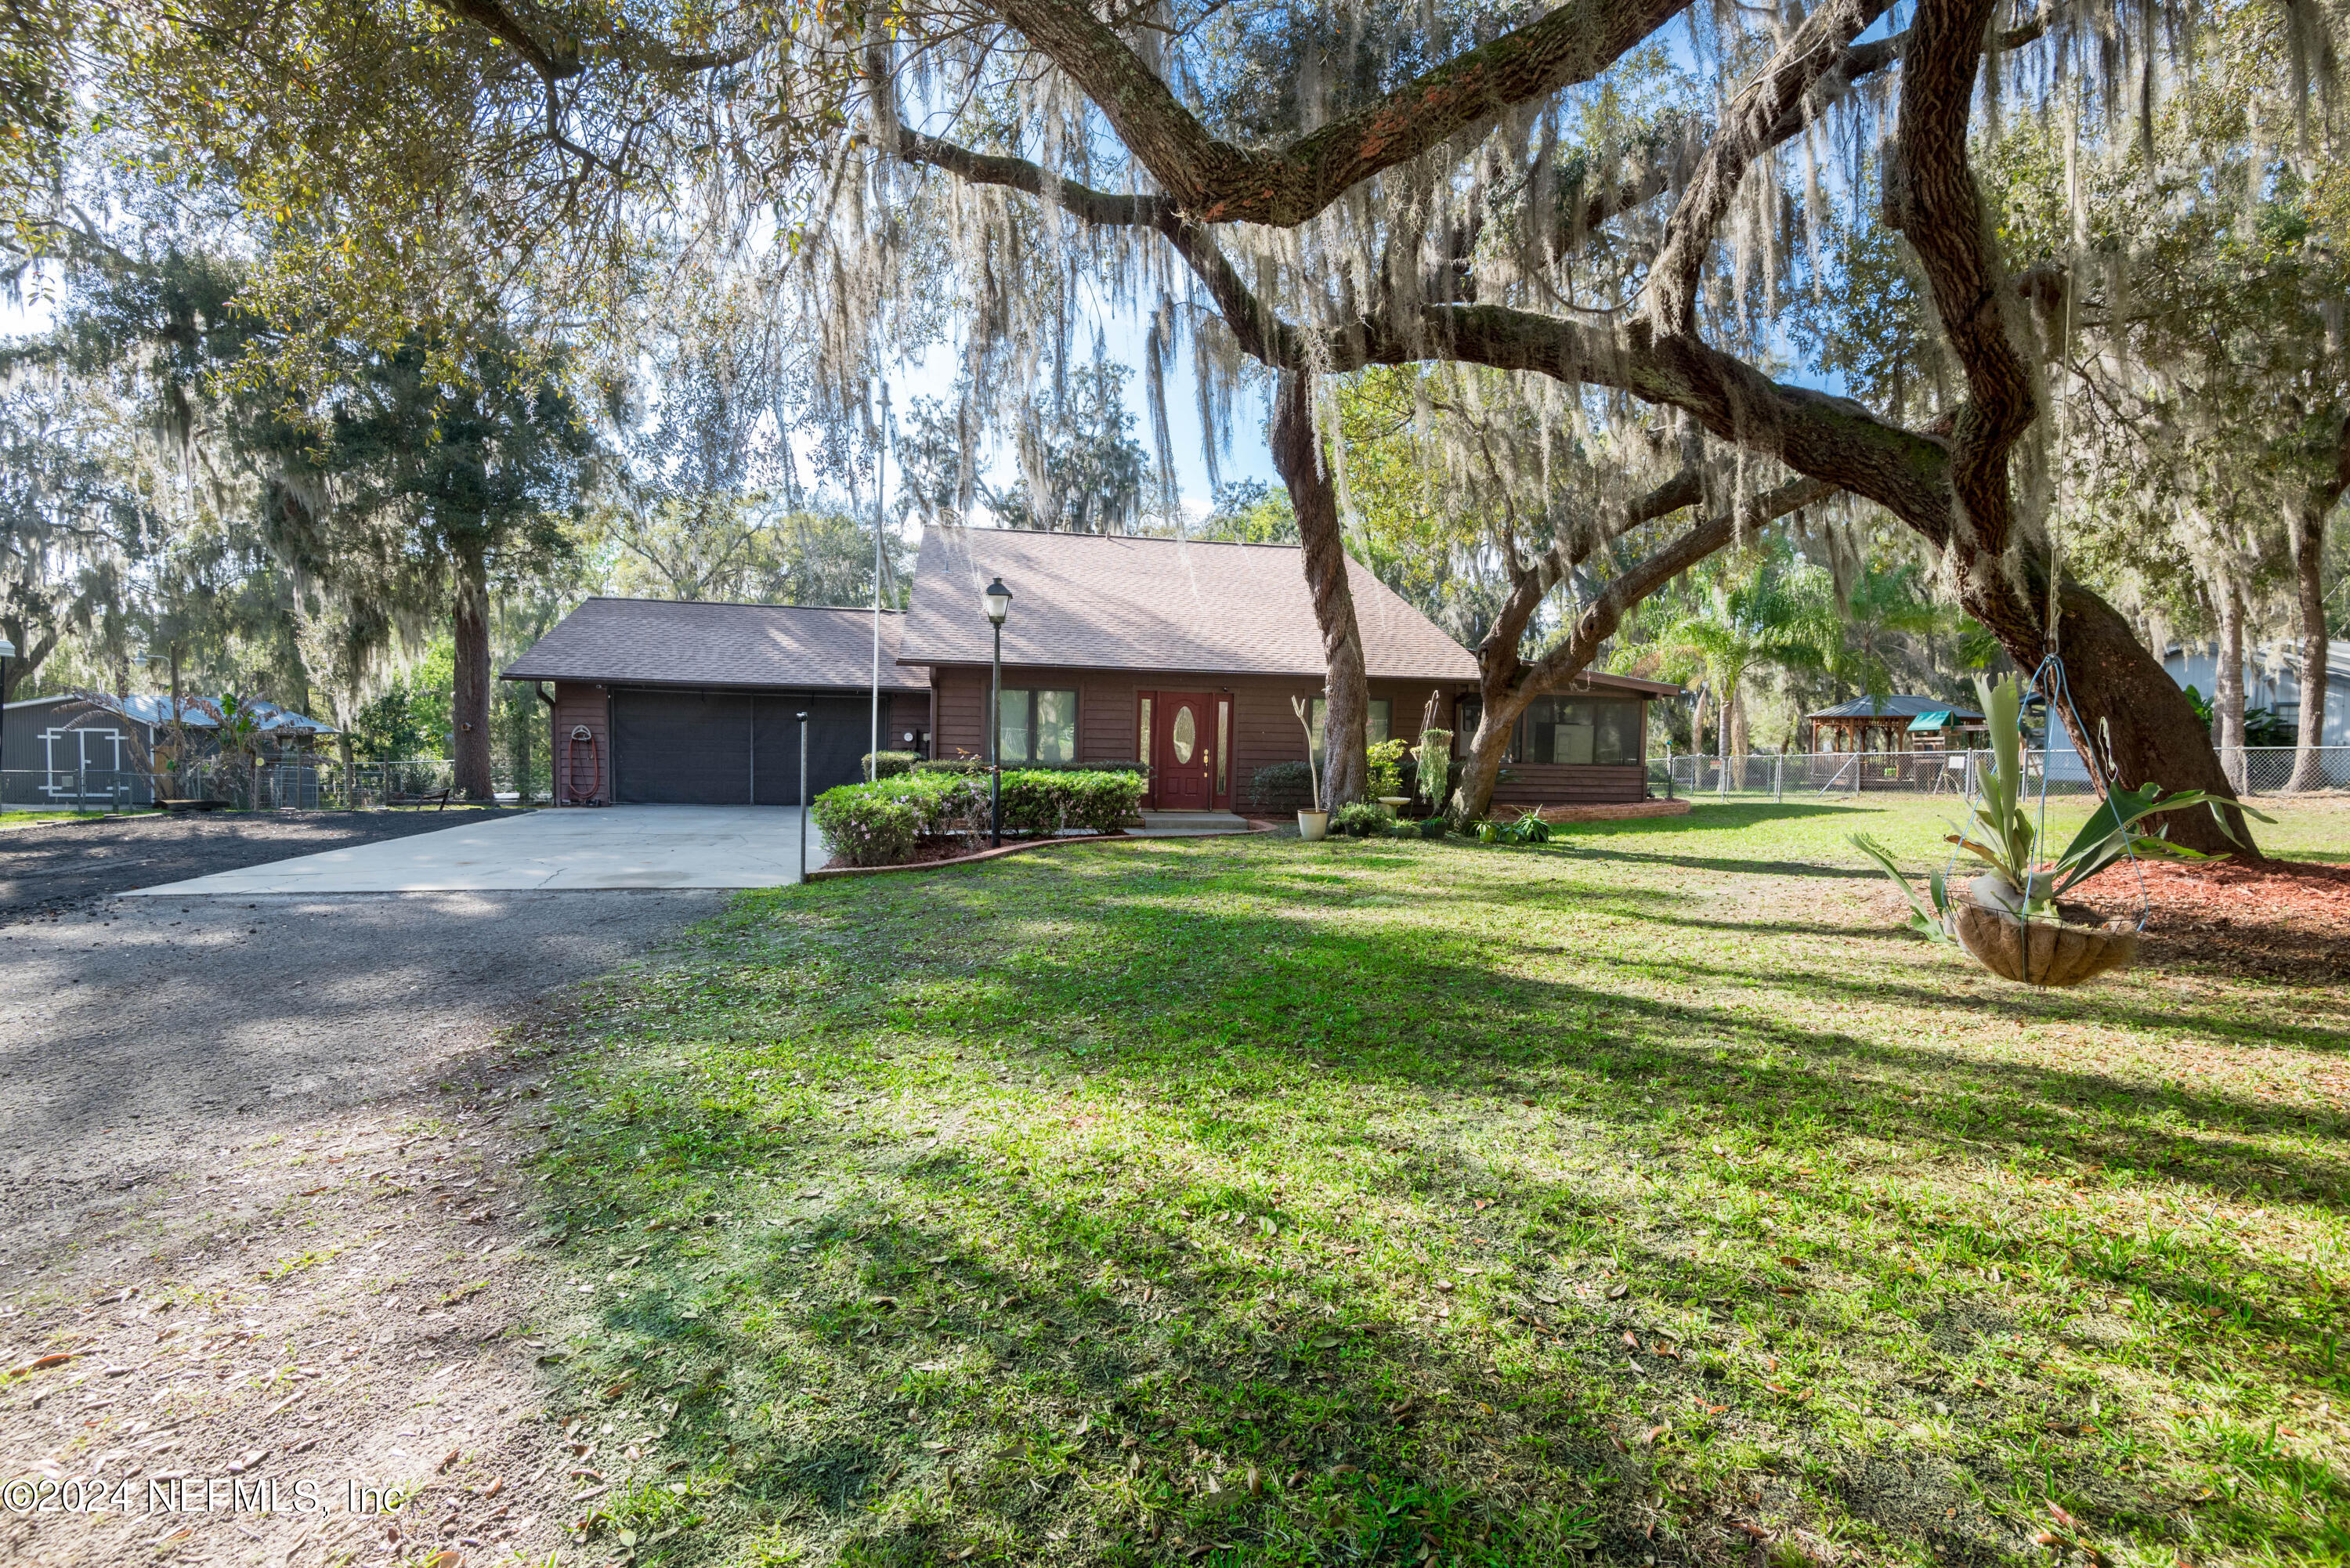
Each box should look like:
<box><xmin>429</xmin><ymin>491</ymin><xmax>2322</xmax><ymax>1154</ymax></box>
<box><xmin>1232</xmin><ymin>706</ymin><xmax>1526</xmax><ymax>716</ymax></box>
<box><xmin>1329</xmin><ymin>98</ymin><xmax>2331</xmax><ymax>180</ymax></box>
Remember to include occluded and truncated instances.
<box><xmin>1171</xmin><ymin>706</ymin><xmax>1197</xmax><ymax>764</ymax></box>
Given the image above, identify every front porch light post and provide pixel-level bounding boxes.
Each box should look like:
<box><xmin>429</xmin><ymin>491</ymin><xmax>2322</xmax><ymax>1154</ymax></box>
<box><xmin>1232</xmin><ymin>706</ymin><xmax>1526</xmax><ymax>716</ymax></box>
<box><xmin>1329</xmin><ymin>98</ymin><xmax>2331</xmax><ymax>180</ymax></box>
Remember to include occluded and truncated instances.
<box><xmin>983</xmin><ymin>577</ymin><xmax>1012</xmax><ymax>847</ymax></box>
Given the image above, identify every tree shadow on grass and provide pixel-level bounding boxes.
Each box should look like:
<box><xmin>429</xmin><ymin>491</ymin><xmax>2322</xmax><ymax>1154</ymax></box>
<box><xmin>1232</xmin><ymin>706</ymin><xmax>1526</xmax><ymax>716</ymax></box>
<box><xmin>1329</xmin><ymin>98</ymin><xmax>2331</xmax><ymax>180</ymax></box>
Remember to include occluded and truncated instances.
<box><xmin>531</xmin><ymin>843</ymin><xmax>2346</xmax><ymax>1566</ymax></box>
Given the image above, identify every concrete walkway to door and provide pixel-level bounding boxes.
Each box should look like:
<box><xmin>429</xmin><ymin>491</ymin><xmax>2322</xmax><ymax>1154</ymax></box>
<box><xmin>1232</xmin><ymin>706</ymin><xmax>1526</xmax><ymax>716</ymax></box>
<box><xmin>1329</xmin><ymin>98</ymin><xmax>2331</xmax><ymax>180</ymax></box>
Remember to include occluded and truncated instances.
<box><xmin>123</xmin><ymin>805</ymin><xmax>815</xmax><ymax>895</ymax></box>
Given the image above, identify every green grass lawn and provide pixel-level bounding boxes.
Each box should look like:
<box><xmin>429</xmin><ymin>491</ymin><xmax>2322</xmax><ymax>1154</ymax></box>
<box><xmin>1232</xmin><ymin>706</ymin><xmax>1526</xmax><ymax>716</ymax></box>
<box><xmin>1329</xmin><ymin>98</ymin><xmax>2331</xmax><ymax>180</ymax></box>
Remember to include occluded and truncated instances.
<box><xmin>512</xmin><ymin>799</ymin><xmax>2348</xmax><ymax>1566</ymax></box>
<box><xmin>0</xmin><ymin>807</ymin><xmax>150</xmax><ymax>825</ymax></box>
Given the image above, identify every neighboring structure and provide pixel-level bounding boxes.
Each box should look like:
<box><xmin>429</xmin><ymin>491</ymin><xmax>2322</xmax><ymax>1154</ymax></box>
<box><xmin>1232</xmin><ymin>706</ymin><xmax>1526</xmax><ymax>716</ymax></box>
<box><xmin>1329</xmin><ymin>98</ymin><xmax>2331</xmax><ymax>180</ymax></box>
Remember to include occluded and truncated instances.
<box><xmin>1802</xmin><ymin>695</ymin><xmax>1987</xmax><ymax>753</ymax></box>
<box><xmin>0</xmin><ymin>694</ymin><xmax>335</xmax><ymax>808</ymax></box>
<box><xmin>505</xmin><ymin>528</ymin><xmax>1681</xmax><ymax>811</ymax></box>
<box><xmin>2163</xmin><ymin>640</ymin><xmax>2350</xmax><ymax>748</ymax></box>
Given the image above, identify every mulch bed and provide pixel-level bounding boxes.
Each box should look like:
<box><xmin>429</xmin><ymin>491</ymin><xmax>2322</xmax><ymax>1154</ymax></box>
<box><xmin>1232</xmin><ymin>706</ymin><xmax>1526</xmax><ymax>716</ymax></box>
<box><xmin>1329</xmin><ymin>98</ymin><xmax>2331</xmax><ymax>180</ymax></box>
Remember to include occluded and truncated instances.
<box><xmin>815</xmin><ymin>832</ymin><xmax>1122</xmax><ymax>878</ymax></box>
<box><xmin>2070</xmin><ymin>857</ymin><xmax>2350</xmax><ymax>983</ymax></box>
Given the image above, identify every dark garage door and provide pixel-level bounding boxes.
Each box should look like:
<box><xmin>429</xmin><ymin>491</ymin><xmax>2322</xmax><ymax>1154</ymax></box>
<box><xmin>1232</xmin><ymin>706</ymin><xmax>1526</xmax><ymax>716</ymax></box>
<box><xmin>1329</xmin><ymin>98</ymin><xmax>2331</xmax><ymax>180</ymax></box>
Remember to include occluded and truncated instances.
<box><xmin>611</xmin><ymin>691</ymin><xmax>877</xmax><ymax>804</ymax></box>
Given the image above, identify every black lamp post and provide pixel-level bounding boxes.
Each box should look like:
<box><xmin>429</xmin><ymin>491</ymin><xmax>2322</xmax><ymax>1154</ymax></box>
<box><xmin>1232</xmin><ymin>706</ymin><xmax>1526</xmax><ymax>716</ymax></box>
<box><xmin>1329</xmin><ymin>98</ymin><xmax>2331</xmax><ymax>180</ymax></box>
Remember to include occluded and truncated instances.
<box><xmin>0</xmin><ymin>635</ymin><xmax>13</xmax><ymax>809</ymax></box>
<box><xmin>983</xmin><ymin>576</ymin><xmax>1012</xmax><ymax>847</ymax></box>
<box><xmin>796</xmin><ymin>710</ymin><xmax>809</xmax><ymax>881</ymax></box>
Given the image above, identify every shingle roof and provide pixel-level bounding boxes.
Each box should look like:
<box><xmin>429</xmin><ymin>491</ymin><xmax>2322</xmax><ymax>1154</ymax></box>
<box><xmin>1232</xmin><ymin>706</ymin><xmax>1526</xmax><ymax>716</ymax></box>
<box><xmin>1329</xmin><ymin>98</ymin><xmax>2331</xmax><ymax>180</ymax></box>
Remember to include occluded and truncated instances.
<box><xmin>501</xmin><ymin>598</ymin><xmax>926</xmax><ymax>692</ymax></box>
<box><xmin>1806</xmin><ymin>694</ymin><xmax>1985</xmax><ymax>721</ymax></box>
<box><xmin>895</xmin><ymin>526</ymin><xmax>1480</xmax><ymax>682</ymax></box>
<box><xmin>9</xmin><ymin>693</ymin><xmax>337</xmax><ymax>733</ymax></box>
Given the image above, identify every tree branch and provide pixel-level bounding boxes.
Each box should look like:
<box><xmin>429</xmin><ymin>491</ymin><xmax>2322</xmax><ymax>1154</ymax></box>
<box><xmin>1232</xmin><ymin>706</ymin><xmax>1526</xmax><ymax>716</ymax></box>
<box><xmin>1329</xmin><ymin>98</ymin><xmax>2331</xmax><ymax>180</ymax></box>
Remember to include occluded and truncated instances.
<box><xmin>987</xmin><ymin>0</ymin><xmax>1694</xmax><ymax>225</ymax></box>
<box><xmin>1647</xmin><ymin>0</ymin><xmax>1891</xmax><ymax>334</ymax></box>
<box><xmin>1521</xmin><ymin>474</ymin><xmax>1835</xmax><ymax>691</ymax></box>
<box><xmin>1885</xmin><ymin>0</ymin><xmax>2037</xmax><ymax>573</ymax></box>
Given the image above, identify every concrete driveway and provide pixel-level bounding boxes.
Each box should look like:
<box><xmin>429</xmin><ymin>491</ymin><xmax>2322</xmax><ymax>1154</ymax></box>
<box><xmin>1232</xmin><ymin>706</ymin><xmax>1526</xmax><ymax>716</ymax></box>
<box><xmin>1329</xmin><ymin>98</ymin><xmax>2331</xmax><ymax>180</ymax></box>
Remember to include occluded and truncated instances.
<box><xmin>121</xmin><ymin>804</ymin><xmax>815</xmax><ymax>894</ymax></box>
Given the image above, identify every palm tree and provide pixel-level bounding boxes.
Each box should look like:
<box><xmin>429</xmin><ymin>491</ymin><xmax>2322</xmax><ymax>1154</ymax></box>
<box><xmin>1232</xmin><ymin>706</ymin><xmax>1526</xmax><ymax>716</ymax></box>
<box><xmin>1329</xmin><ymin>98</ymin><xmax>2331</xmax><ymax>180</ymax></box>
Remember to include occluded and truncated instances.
<box><xmin>1661</xmin><ymin>562</ymin><xmax>1841</xmax><ymax>767</ymax></box>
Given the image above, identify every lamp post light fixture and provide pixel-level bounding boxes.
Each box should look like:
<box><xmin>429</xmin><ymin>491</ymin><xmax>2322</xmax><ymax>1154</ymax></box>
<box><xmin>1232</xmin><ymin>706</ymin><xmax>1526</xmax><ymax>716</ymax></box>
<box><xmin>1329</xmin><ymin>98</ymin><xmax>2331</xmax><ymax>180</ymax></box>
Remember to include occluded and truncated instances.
<box><xmin>796</xmin><ymin>710</ymin><xmax>809</xmax><ymax>882</ymax></box>
<box><xmin>983</xmin><ymin>576</ymin><xmax>1012</xmax><ymax>847</ymax></box>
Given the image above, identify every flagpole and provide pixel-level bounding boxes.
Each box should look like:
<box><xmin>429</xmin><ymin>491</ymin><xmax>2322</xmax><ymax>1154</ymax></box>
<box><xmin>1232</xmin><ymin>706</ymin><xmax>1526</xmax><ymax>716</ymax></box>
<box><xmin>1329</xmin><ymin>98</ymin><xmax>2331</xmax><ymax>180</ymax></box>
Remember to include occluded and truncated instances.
<box><xmin>871</xmin><ymin>379</ymin><xmax>888</xmax><ymax>775</ymax></box>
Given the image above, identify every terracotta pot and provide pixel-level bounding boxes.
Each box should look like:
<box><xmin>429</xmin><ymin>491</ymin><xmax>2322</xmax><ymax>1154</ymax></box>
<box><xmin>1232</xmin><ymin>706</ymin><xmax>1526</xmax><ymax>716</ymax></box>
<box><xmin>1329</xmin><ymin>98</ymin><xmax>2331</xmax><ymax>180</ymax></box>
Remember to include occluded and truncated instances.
<box><xmin>1950</xmin><ymin>899</ymin><xmax>2138</xmax><ymax>988</ymax></box>
<box><xmin>1296</xmin><ymin>810</ymin><xmax>1330</xmax><ymax>842</ymax></box>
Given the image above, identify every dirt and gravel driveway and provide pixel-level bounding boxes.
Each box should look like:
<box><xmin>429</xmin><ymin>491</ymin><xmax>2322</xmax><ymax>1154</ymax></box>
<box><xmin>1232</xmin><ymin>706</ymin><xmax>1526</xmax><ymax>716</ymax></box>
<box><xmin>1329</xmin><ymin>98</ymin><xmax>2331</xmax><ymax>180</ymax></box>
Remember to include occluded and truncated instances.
<box><xmin>0</xmin><ymin>886</ymin><xmax>721</xmax><ymax>1566</ymax></box>
<box><xmin>0</xmin><ymin>810</ymin><xmax>531</xmax><ymax>923</ymax></box>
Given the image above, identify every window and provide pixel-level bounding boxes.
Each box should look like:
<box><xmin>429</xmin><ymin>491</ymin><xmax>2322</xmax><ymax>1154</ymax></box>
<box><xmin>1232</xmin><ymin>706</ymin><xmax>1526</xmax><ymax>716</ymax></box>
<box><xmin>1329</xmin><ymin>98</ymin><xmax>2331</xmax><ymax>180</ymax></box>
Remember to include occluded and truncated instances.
<box><xmin>1307</xmin><ymin>696</ymin><xmax>1391</xmax><ymax>764</ymax></box>
<box><xmin>997</xmin><ymin>688</ymin><xmax>1078</xmax><ymax>764</ymax></box>
<box><xmin>1523</xmin><ymin>696</ymin><xmax>1643</xmax><ymax>765</ymax></box>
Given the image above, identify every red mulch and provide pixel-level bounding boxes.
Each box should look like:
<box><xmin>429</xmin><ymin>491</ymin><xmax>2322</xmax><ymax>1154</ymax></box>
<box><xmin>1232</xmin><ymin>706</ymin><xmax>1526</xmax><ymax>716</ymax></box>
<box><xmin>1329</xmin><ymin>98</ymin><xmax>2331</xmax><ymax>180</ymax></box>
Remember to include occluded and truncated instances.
<box><xmin>2069</xmin><ymin>858</ymin><xmax>2350</xmax><ymax>982</ymax></box>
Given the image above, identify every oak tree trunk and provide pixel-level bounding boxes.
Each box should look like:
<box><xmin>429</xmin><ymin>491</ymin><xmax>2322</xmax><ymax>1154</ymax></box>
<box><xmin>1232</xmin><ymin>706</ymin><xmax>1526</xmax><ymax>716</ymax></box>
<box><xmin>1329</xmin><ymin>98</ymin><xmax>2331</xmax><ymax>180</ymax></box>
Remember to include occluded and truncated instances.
<box><xmin>2287</xmin><ymin>425</ymin><xmax>2345</xmax><ymax>791</ymax></box>
<box><xmin>1270</xmin><ymin>371</ymin><xmax>1370</xmax><ymax>811</ymax></box>
<box><xmin>2029</xmin><ymin>582</ymin><xmax>2258</xmax><ymax>856</ymax></box>
<box><xmin>452</xmin><ymin>547</ymin><xmax>496</xmax><ymax>802</ymax></box>
<box><xmin>1453</xmin><ymin>700</ymin><xmax>1517</xmax><ymax>822</ymax></box>
<box><xmin>2214</xmin><ymin>583</ymin><xmax>2247</xmax><ymax>793</ymax></box>
<box><xmin>2289</xmin><ymin>504</ymin><xmax>2334</xmax><ymax>791</ymax></box>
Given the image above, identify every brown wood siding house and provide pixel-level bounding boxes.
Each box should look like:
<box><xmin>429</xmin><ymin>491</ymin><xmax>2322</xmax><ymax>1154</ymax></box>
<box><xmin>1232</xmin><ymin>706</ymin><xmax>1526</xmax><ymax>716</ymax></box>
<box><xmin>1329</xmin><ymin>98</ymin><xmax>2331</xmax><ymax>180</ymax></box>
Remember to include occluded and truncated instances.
<box><xmin>503</xmin><ymin>528</ymin><xmax>1678</xmax><ymax>811</ymax></box>
<box><xmin>896</xmin><ymin>527</ymin><xmax>1676</xmax><ymax>811</ymax></box>
<box><xmin>503</xmin><ymin>600</ymin><xmax>931</xmax><ymax>805</ymax></box>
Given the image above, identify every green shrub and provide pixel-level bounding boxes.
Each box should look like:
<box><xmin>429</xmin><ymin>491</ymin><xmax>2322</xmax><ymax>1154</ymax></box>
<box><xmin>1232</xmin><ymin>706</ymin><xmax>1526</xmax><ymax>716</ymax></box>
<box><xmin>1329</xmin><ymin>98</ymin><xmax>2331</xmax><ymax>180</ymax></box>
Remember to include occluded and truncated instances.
<box><xmin>814</xmin><ymin>768</ymin><xmax>1143</xmax><ymax>862</ymax></box>
<box><xmin>1366</xmin><ymin>738</ymin><xmax>1411</xmax><ymax>797</ymax></box>
<box><xmin>914</xmin><ymin>756</ymin><xmax>1148</xmax><ymax>776</ymax></box>
<box><xmin>811</xmin><ymin>786</ymin><xmax>921</xmax><ymax>866</ymax></box>
<box><xmin>1249</xmin><ymin>761</ymin><xmax>1316</xmax><ymax>811</ymax></box>
<box><xmin>1415</xmin><ymin>814</ymin><xmax>1448</xmax><ymax>839</ymax></box>
<box><xmin>863</xmin><ymin>750</ymin><xmax>920</xmax><ymax>781</ymax></box>
<box><xmin>992</xmin><ymin>770</ymin><xmax>1144</xmax><ymax>833</ymax></box>
<box><xmin>1330</xmin><ymin>800</ymin><xmax>1395</xmax><ymax>838</ymax></box>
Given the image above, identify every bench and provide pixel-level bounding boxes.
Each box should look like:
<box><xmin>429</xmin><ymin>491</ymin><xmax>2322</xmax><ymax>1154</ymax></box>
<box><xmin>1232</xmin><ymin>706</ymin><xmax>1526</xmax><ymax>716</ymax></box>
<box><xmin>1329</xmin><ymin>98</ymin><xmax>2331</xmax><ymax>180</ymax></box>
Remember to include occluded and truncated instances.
<box><xmin>387</xmin><ymin>786</ymin><xmax>453</xmax><ymax>811</ymax></box>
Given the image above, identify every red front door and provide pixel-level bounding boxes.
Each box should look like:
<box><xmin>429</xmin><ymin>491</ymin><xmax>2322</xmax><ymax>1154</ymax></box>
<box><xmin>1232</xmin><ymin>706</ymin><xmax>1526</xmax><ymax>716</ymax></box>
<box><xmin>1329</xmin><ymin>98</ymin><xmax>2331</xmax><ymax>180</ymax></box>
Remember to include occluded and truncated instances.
<box><xmin>1153</xmin><ymin>691</ymin><xmax>1214</xmax><ymax>809</ymax></box>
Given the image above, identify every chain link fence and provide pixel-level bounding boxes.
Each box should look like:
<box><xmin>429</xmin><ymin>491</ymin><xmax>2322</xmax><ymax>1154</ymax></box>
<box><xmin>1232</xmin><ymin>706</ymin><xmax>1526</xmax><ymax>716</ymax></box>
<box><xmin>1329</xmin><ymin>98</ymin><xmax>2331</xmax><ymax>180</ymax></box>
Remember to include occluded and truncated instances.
<box><xmin>1652</xmin><ymin>746</ymin><xmax>2350</xmax><ymax>801</ymax></box>
<box><xmin>4</xmin><ymin>757</ymin><xmax>555</xmax><ymax>814</ymax></box>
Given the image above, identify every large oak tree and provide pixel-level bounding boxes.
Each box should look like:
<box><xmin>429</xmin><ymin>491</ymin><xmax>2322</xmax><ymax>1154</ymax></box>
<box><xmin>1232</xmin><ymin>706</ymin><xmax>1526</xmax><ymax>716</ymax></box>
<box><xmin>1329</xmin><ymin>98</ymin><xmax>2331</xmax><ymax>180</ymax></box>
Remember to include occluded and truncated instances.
<box><xmin>72</xmin><ymin>0</ymin><xmax>2350</xmax><ymax>847</ymax></box>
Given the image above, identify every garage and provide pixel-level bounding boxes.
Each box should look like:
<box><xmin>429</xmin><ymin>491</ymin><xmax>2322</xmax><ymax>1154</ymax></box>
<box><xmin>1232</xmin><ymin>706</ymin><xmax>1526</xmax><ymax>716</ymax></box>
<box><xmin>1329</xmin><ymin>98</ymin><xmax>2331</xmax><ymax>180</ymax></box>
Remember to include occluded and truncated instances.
<box><xmin>503</xmin><ymin>598</ymin><xmax>932</xmax><ymax>807</ymax></box>
<box><xmin>609</xmin><ymin>690</ymin><xmax>874</xmax><ymax>804</ymax></box>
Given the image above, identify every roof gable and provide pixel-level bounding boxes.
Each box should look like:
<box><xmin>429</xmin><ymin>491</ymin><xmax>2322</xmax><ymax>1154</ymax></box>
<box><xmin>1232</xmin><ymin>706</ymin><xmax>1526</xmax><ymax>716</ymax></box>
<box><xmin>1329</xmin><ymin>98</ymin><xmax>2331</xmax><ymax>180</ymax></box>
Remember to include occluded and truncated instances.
<box><xmin>896</xmin><ymin>526</ymin><xmax>1478</xmax><ymax>683</ymax></box>
<box><xmin>502</xmin><ymin>598</ymin><xmax>927</xmax><ymax>692</ymax></box>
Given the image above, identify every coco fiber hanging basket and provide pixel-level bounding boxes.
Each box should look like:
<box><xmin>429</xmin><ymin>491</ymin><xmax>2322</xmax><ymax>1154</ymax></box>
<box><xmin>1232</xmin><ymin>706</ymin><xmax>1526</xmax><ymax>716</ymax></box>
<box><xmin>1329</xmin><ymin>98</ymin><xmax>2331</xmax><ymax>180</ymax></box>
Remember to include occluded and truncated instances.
<box><xmin>1948</xmin><ymin>899</ymin><xmax>2139</xmax><ymax>988</ymax></box>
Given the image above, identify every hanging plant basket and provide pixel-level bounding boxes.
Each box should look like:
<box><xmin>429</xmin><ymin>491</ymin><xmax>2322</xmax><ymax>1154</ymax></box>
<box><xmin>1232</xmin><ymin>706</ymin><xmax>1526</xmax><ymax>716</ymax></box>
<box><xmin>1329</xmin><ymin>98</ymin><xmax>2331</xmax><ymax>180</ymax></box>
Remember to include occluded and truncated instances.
<box><xmin>1948</xmin><ymin>899</ymin><xmax>2138</xmax><ymax>988</ymax></box>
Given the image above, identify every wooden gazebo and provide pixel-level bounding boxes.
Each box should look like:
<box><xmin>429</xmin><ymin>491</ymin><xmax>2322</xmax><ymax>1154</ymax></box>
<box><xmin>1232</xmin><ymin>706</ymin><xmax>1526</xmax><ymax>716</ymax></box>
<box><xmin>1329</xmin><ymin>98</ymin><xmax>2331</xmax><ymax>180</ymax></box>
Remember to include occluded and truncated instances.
<box><xmin>1803</xmin><ymin>695</ymin><xmax>1986</xmax><ymax>753</ymax></box>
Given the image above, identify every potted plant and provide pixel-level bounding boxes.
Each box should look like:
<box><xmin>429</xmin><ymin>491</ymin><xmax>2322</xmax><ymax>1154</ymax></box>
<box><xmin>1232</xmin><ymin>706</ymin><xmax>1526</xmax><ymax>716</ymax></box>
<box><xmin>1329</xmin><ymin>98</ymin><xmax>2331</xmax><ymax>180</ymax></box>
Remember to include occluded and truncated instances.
<box><xmin>1853</xmin><ymin>674</ymin><xmax>2260</xmax><ymax>986</ymax></box>
<box><xmin>1415</xmin><ymin>726</ymin><xmax>1452</xmax><ymax>819</ymax></box>
<box><xmin>1290</xmin><ymin>695</ymin><xmax>1329</xmax><ymax>841</ymax></box>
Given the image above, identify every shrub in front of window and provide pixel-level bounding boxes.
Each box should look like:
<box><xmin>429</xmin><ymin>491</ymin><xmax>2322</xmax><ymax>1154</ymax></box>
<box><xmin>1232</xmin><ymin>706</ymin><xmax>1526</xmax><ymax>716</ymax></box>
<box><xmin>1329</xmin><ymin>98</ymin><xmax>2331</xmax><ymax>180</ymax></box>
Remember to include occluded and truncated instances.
<box><xmin>863</xmin><ymin>750</ymin><xmax>921</xmax><ymax>781</ymax></box>
<box><xmin>997</xmin><ymin>769</ymin><xmax>1145</xmax><ymax>833</ymax></box>
<box><xmin>1050</xmin><ymin>769</ymin><xmax>1148</xmax><ymax>831</ymax></box>
<box><xmin>811</xmin><ymin>786</ymin><xmax>921</xmax><ymax>866</ymax></box>
<box><xmin>913</xmin><ymin>757</ymin><xmax>1149</xmax><ymax>777</ymax></box>
<box><xmin>1330</xmin><ymin>801</ymin><xmax>1395</xmax><ymax>838</ymax></box>
<box><xmin>1248</xmin><ymin>761</ymin><xmax>1316</xmax><ymax>811</ymax></box>
<box><xmin>813</xmin><ymin>769</ymin><xmax>1142</xmax><ymax>862</ymax></box>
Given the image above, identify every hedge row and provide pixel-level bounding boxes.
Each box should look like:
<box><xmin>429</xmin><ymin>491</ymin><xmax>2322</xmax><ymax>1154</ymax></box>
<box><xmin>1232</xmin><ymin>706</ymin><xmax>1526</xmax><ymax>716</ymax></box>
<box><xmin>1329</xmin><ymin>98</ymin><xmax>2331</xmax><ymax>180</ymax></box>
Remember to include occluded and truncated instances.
<box><xmin>913</xmin><ymin>757</ymin><xmax>1150</xmax><ymax>776</ymax></box>
<box><xmin>812</xmin><ymin>769</ymin><xmax>1147</xmax><ymax>866</ymax></box>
